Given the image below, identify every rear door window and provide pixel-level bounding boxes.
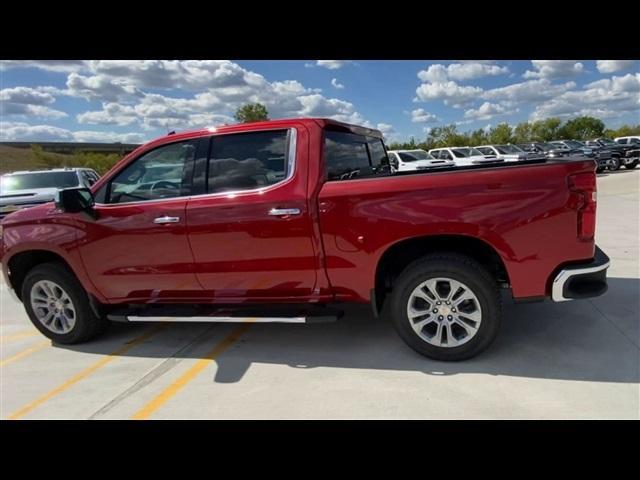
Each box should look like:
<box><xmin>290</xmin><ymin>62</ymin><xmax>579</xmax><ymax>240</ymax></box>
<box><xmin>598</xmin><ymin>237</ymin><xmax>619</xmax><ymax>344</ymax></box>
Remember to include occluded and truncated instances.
<box><xmin>324</xmin><ymin>131</ymin><xmax>372</xmax><ymax>180</ymax></box>
<box><xmin>207</xmin><ymin>130</ymin><xmax>289</xmax><ymax>194</ymax></box>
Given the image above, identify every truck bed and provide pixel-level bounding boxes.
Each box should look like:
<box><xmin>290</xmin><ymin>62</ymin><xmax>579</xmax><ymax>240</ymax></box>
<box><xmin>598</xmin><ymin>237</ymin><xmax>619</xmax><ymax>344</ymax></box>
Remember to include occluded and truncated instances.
<box><xmin>317</xmin><ymin>156</ymin><xmax>597</xmax><ymax>302</ymax></box>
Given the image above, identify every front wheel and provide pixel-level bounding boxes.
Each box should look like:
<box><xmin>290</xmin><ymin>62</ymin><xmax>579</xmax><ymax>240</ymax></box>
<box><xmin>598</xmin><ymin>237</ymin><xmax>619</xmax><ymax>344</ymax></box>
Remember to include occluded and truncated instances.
<box><xmin>22</xmin><ymin>262</ymin><xmax>109</xmax><ymax>344</ymax></box>
<box><xmin>388</xmin><ymin>253</ymin><xmax>502</xmax><ymax>361</ymax></box>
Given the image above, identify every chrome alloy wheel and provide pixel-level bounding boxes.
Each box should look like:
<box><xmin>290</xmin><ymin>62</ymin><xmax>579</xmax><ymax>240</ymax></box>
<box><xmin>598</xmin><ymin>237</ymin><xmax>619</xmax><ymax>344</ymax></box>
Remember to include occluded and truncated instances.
<box><xmin>406</xmin><ymin>277</ymin><xmax>482</xmax><ymax>348</ymax></box>
<box><xmin>30</xmin><ymin>280</ymin><xmax>76</xmax><ymax>334</ymax></box>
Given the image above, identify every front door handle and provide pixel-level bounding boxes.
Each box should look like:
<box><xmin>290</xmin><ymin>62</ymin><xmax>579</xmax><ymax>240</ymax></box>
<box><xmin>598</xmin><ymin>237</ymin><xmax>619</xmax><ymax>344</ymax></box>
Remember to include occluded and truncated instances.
<box><xmin>268</xmin><ymin>208</ymin><xmax>301</xmax><ymax>217</ymax></box>
<box><xmin>154</xmin><ymin>216</ymin><xmax>180</xmax><ymax>224</ymax></box>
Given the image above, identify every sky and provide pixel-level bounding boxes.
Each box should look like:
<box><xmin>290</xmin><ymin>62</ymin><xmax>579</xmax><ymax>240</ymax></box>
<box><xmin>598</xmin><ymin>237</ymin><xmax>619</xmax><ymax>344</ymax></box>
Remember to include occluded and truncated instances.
<box><xmin>1</xmin><ymin>60</ymin><xmax>638</xmax><ymax>145</ymax></box>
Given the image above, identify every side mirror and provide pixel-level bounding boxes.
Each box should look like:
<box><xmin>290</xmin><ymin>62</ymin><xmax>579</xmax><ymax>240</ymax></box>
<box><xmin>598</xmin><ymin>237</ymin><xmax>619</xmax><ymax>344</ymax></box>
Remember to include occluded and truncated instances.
<box><xmin>55</xmin><ymin>187</ymin><xmax>95</xmax><ymax>213</ymax></box>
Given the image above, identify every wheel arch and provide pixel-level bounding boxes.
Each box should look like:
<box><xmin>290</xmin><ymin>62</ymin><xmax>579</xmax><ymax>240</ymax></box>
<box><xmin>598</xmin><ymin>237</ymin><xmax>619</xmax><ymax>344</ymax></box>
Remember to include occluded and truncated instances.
<box><xmin>6</xmin><ymin>249</ymin><xmax>79</xmax><ymax>302</ymax></box>
<box><xmin>373</xmin><ymin>234</ymin><xmax>510</xmax><ymax>314</ymax></box>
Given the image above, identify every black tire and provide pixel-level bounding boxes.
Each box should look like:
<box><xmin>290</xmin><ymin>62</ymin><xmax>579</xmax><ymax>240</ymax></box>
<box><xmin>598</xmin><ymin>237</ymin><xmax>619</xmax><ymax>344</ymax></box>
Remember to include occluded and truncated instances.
<box><xmin>624</xmin><ymin>160</ymin><xmax>638</xmax><ymax>169</ymax></box>
<box><xmin>608</xmin><ymin>157</ymin><xmax>621</xmax><ymax>171</ymax></box>
<box><xmin>22</xmin><ymin>262</ymin><xmax>108</xmax><ymax>344</ymax></box>
<box><xmin>388</xmin><ymin>253</ymin><xmax>502</xmax><ymax>361</ymax></box>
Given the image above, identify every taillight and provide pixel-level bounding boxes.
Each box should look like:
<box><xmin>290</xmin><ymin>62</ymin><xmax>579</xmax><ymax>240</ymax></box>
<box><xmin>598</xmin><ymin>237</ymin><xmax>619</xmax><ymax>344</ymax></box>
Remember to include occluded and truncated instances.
<box><xmin>568</xmin><ymin>173</ymin><xmax>596</xmax><ymax>241</ymax></box>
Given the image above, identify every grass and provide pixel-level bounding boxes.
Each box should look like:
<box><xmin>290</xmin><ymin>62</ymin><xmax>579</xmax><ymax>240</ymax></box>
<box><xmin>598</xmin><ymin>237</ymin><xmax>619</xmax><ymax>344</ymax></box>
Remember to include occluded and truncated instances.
<box><xmin>0</xmin><ymin>145</ymin><xmax>73</xmax><ymax>174</ymax></box>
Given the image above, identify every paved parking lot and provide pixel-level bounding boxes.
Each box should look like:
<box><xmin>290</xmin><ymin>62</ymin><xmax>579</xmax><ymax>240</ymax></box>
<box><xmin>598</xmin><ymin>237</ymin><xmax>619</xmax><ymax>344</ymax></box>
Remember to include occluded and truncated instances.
<box><xmin>1</xmin><ymin>169</ymin><xmax>638</xmax><ymax>419</ymax></box>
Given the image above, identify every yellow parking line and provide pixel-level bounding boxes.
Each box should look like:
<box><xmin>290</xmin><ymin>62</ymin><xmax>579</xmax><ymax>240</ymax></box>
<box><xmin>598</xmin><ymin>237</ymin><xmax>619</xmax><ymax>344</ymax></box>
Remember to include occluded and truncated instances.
<box><xmin>0</xmin><ymin>340</ymin><xmax>50</xmax><ymax>367</ymax></box>
<box><xmin>8</xmin><ymin>324</ymin><xmax>166</xmax><ymax>420</ymax></box>
<box><xmin>132</xmin><ymin>322</ymin><xmax>253</xmax><ymax>420</ymax></box>
<box><xmin>1</xmin><ymin>330</ymin><xmax>39</xmax><ymax>343</ymax></box>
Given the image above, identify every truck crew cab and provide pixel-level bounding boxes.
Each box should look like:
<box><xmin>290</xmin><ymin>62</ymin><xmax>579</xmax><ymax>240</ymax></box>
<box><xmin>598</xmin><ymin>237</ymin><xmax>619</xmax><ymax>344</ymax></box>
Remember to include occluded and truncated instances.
<box><xmin>0</xmin><ymin>119</ymin><xmax>610</xmax><ymax>361</ymax></box>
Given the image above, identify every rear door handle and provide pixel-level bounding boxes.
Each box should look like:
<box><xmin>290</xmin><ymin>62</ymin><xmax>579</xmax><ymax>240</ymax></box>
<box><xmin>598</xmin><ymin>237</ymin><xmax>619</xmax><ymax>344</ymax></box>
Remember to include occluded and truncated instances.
<box><xmin>154</xmin><ymin>216</ymin><xmax>180</xmax><ymax>224</ymax></box>
<box><xmin>268</xmin><ymin>208</ymin><xmax>301</xmax><ymax>217</ymax></box>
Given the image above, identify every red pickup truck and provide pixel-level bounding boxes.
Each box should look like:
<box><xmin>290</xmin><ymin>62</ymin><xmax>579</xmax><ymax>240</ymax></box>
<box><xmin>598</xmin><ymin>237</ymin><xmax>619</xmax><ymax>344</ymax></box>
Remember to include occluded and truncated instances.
<box><xmin>0</xmin><ymin>118</ymin><xmax>610</xmax><ymax>360</ymax></box>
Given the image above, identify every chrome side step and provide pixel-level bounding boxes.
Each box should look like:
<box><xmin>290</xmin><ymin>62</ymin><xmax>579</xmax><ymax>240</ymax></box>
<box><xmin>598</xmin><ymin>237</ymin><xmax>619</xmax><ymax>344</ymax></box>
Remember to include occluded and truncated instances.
<box><xmin>126</xmin><ymin>316</ymin><xmax>308</xmax><ymax>323</ymax></box>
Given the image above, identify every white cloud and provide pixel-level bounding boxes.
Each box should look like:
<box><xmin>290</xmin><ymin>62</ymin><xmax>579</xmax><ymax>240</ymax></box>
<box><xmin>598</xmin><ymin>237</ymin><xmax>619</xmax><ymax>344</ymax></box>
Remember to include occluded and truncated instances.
<box><xmin>297</xmin><ymin>94</ymin><xmax>365</xmax><ymax>124</ymax></box>
<box><xmin>418</xmin><ymin>62</ymin><xmax>508</xmax><ymax>83</ymax></box>
<box><xmin>72</xmin><ymin>130</ymin><xmax>146</xmax><ymax>143</ymax></box>
<box><xmin>1</xmin><ymin>122</ymin><xmax>73</xmax><ymax>141</ymax></box>
<box><xmin>531</xmin><ymin>73</ymin><xmax>640</xmax><ymax>120</ymax></box>
<box><xmin>0</xmin><ymin>121</ymin><xmax>146</xmax><ymax>143</ymax></box>
<box><xmin>0</xmin><ymin>60</ymin><xmax>89</xmax><ymax>73</ymax></box>
<box><xmin>482</xmin><ymin>78</ymin><xmax>576</xmax><ymax>104</ymax></box>
<box><xmin>415</xmin><ymin>62</ymin><xmax>508</xmax><ymax>108</ymax></box>
<box><xmin>596</xmin><ymin>60</ymin><xmax>637</xmax><ymax>73</ymax></box>
<box><xmin>418</xmin><ymin>64</ymin><xmax>449</xmax><ymax>83</ymax></box>
<box><xmin>446</xmin><ymin>63</ymin><xmax>509</xmax><ymax>80</ymax></box>
<box><xmin>376</xmin><ymin>122</ymin><xmax>396</xmax><ymax>141</ymax></box>
<box><xmin>523</xmin><ymin>60</ymin><xmax>584</xmax><ymax>79</ymax></box>
<box><xmin>0</xmin><ymin>86</ymin><xmax>68</xmax><ymax>119</ymax></box>
<box><xmin>71</xmin><ymin>61</ymin><xmax>372</xmax><ymax>130</ymax></box>
<box><xmin>331</xmin><ymin>78</ymin><xmax>345</xmax><ymax>89</ymax></box>
<box><xmin>415</xmin><ymin>80</ymin><xmax>482</xmax><ymax>107</ymax></box>
<box><xmin>65</xmin><ymin>73</ymin><xmax>143</xmax><ymax>101</ymax></box>
<box><xmin>76</xmin><ymin>103</ymin><xmax>138</xmax><ymax>126</ymax></box>
<box><xmin>463</xmin><ymin>102</ymin><xmax>516</xmax><ymax>121</ymax></box>
<box><xmin>312</xmin><ymin>60</ymin><xmax>352</xmax><ymax>70</ymax></box>
<box><xmin>0</xmin><ymin>86</ymin><xmax>55</xmax><ymax>105</ymax></box>
<box><xmin>410</xmin><ymin>108</ymin><xmax>439</xmax><ymax>123</ymax></box>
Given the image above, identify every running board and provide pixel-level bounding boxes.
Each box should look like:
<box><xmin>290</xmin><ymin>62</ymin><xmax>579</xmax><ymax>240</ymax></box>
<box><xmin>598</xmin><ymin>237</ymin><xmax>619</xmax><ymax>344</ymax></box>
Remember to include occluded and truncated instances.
<box><xmin>123</xmin><ymin>316</ymin><xmax>334</xmax><ymax>324</ymax></box>
<box><xmin>106</xmin><ymin>303</ymin><xmax>342</xmax><ymax>324</ymax></box>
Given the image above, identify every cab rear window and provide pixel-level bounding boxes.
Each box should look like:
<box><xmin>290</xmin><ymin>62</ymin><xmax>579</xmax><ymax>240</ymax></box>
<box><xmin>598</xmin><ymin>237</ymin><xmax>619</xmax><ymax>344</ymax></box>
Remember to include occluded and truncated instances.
<box><xmin>324</xmin><ymin>131</ymin><xmax>389</xmax><ymax>181</ymax></box>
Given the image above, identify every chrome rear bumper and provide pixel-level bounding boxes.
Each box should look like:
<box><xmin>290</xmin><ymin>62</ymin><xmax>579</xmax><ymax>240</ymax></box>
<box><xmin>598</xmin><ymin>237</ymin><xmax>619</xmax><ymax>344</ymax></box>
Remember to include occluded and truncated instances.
<box><xmin>551</xmin><ymin>246</ymin><xmax>610</xmax><ymax>302</ymax></box>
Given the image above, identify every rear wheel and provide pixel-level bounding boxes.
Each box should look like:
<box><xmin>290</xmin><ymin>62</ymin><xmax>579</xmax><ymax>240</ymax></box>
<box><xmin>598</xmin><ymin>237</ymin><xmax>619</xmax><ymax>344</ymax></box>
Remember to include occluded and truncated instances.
<box><xmin>22</xmin><ymin>262</ymin><xmax>108</xmax><ymax>344</ymax></box>
<box><xmin>624</xmin><ymin>160</ymin><xmax>638</xmax><ymax>169</ymax></box>
<box><xmin>388</xmin><ymin>253</ymin><xmax>502</xmax><ymax>361</ymax></box>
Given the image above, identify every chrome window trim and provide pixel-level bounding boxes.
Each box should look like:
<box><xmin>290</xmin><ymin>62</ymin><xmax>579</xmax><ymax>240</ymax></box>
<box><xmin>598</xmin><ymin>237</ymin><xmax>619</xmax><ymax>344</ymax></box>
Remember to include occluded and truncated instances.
<box><xmin>94</xmin><ymin>127</ymin><xmax>297</xmax><ymax>207</ymax></box>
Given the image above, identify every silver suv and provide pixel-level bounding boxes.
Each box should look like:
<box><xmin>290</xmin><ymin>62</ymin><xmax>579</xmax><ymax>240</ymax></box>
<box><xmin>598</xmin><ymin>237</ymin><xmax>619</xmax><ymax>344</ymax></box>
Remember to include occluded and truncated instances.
<box><xmin>0</xmin><ymin>168</ymin><xmax>100</xmax><ymax>219</ymax></box>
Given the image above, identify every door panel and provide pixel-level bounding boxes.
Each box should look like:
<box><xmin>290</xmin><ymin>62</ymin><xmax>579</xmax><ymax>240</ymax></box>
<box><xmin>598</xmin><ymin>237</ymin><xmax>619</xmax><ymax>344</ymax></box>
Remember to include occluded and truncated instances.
<box><xmin>77</xmin><ymin>138</ymin><xmax>202</xmax><ymax>301</ymax></box>
<box><xmin>186</xmin><ymin>126</ymin><xmax>319</xmax><ymax>301</ymax></box>
<box><xmin>77</xmin><ymin>199</ymin><xmax>200</xmax><ymax>300</ymax></box>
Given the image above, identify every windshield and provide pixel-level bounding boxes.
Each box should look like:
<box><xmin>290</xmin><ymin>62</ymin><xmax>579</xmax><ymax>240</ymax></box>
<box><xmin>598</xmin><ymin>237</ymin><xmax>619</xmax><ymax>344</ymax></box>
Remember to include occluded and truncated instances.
<box><xmin>537</xmin><ymin>143</ymin><xmax>557</xmax><ymax>151</ymax></box>
<box><xmin>495</xmin><ymin>145</ymin><xmax>522</xmax><ymax>154</ymax></box>
<box><xmin>452</xmin><ymin>147</ymin><xmax>484</xmax><ymax>158</ymax></box>
<box><xmin>397</xmin><ymin>150</ymin><xmax>434</xmax><ymax>162</ymax></box>
<box><xmin>564</xmin><ymin>140</ymin><xmax>585</xmax><ymax>149</ymax></box>
<box><xmin>0</xmin><ymin>171</ymin><xmax>79</xmax><ymax>193</ymax></box>
<box><xmin>599</xmin><ymin>138</ymin><xmax>615</xmax><ymax>145</ymax></box>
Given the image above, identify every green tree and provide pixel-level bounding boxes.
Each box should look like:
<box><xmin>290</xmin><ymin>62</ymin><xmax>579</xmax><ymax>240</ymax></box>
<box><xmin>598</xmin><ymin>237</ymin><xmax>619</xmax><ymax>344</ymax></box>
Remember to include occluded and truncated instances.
<box><xmin>603</xmin><ymin>124</ymin><xmax>640</xmax><ymax>139</ymax></box>
<box><xmin>531</xmin><ymin>118</ymin><xmax>562</xmax><ymax>141</ymax></box>
<box><xmin>488</xmin><ymin>123</ymin><xmax>513</xmax><ymax>144</ymax></box>
<box><xmin>234</xmin><ymin>103</ymin><xmax>269</xmax><ymax>123</ymax></box>
<box><xmin>558</xmin><ymin>116</ymin><xmax>605</xmax><ymax>140</ymax></box>
<box><xmin>468</xmin><ymin>128</ymin><xmax>489</xmax><ymax>147</ymax></box>
<box><xmin>513</xmin><ymin>122</ymin><xmax>532</xmax><ymax>143</ymax></box>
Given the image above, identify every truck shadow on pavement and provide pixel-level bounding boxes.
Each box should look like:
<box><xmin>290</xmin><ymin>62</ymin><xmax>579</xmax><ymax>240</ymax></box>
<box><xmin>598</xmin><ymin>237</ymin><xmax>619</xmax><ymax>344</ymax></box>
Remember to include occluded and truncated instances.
<box><xmin>61</xmin><ymin>277</ymin><xmax>639</xmax><ymax>385</ymax></box>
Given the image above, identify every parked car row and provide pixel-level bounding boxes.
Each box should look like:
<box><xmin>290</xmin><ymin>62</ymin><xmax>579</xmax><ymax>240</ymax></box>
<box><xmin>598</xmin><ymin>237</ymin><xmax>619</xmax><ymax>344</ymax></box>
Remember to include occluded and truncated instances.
<box><xmin>388</xmin><ymin>138</ymin><xmax>639</xmax><ymax>174</ymax></box>
<box><xmin>0</xmin><ymin>167</ymin><xmax>100</xmax><ymax>219</ymax></box>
